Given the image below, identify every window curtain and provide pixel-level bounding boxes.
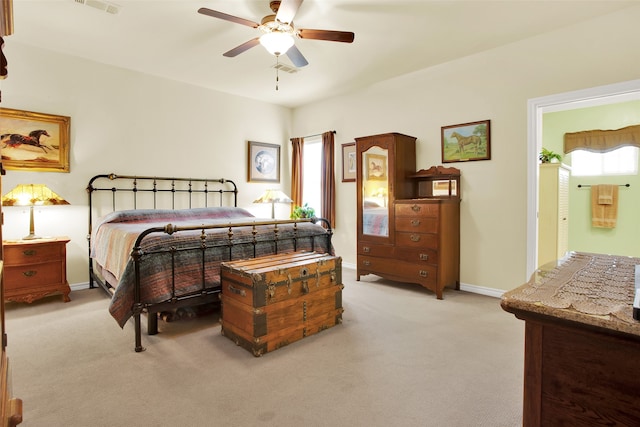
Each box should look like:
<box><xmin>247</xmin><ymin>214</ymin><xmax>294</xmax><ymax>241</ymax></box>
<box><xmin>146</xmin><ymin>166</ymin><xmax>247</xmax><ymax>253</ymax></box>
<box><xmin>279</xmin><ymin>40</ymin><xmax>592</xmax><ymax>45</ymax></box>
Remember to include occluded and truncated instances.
<box><xmin>321</xmin><ymin>131</ymin><xmax>336</xmax><ymax>228</ymax></box>
<box><xmin>564</xmin><ymin>124</ymin><xmax>640</xmax><ymax>153</ymax></box>
<box><xmin>290</xmin><ymin>137</ymin><xmax>304</xmax><ymax>214</ymax></box>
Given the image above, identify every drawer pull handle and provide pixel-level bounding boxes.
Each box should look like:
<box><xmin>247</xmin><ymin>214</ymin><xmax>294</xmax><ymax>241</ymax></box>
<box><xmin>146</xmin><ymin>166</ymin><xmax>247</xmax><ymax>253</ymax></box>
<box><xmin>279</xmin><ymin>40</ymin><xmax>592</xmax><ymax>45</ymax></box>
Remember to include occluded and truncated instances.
<box><xmin>23</xmin><ymin>270</ymin><xmax>37</xmax><ymax>278</ymax></box>
<box><xmin>419</xmin><ymin>253</ymin><xmax>429</xmax><ymax>261</ymax></box>
<box><xmin>410</xmin><ymin>234</ymin><xmax>421</xmax><ymax>242</ymax></box>
<box><xmin>411</xmin><ymin>219</ymin><xmax>420</xmax><ymax>226</ymax></box>
<box><xmin>419</xmin><ymin>270</ymin><xmax>428</xmax><ymax>278</ymax></box>
<box><xmin>227</xmin><ymin>284</ymin><xmax>246</xmax><ymax>297</ymax></box>
<box><xmin>363</xmin><ymin>246</ymin><xmax>370</xmax><ymax>253</ymax></box>
<box><xmin>363</xmin><ymin>260</ymin><xmax>371</xmax><ymax>266</ymax></box>
<box><xmin>23</xmin><ymin>249</ymin><xmax>37</xmax><ymax>256</ymax></box>
<box><xmin>411</xmin><ymin>205</ymin><xmax>421</xmax><ymax>212</ymax></box>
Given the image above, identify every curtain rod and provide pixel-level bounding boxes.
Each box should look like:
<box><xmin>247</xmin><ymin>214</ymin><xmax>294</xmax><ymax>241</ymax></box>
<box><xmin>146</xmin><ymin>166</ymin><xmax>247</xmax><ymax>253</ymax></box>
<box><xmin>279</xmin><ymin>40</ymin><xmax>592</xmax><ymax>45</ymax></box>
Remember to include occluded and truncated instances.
<box><xmin>300</xmin><ymin>130</ymin><xmax>336</xmax><ymax>139</ymax></box>
<box><xmin>577</xmin><ymin>184</ymin><xmax>630</xmax><ymax>188</ymax></box>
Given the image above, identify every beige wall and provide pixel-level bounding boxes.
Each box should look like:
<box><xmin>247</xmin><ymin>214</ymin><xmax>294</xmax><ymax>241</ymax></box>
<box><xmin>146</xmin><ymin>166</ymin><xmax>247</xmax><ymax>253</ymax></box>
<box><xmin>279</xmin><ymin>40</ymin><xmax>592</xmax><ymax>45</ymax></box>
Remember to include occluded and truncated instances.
<box><xmin>292</xmin><ymin>5</ymin><xmax>640</xmax><ymax>293</ymax></box>
<box><xmin>3</xmin><ymin>5</ymin><xmax>640</xmax><ymax>294</ymax></box>
<box><xmin>1</xmin><ymin>43</ymin><xmax>293</xmax><ymax>285</ymax></box>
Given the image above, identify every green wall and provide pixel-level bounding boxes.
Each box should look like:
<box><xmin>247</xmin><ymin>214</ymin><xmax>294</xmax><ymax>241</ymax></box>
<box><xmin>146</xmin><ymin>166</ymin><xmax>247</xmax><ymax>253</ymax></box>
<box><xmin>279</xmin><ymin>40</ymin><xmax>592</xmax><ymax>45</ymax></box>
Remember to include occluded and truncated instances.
<box><xmin>542</xmin><ymin>100</ymin><xmax>640</xmax><ymax>257</ymax></box>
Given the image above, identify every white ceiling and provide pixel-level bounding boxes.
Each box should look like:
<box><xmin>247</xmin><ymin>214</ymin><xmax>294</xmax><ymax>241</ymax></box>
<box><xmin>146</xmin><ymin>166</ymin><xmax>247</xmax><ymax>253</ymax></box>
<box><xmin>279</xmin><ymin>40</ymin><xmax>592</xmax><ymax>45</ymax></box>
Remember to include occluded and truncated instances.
<box><xmin>7</xmin><ymin>0</ymin><xmax>638</xmax><ymax>108</ymax></box>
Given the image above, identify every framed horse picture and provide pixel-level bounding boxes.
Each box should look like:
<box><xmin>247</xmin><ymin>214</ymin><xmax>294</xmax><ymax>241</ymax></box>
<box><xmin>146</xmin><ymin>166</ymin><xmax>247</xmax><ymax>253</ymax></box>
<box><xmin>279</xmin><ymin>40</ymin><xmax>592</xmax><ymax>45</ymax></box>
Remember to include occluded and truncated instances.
<box><xmin>0</xmin><ymin>107</ymin><xmax>71</xmax><ymax>172</ymax></box>
<box><xmin>441</xmin><ymin>120</ymin><xmax>491</xmax><ymax>163</ymax></box>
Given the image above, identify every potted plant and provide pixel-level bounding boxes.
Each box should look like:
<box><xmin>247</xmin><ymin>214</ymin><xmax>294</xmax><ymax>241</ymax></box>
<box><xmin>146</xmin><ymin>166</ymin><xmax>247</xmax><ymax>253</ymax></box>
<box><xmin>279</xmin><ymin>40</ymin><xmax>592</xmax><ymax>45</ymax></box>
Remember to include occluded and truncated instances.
<box><xmin>539</xmin><ymin>147</ymin><xmax>562</xmax><ymax>164</ymax></box>
<box><xmin>291</xmin><ymin>203</ymin><xmax>315</xmax><ymax>219</ymax></box>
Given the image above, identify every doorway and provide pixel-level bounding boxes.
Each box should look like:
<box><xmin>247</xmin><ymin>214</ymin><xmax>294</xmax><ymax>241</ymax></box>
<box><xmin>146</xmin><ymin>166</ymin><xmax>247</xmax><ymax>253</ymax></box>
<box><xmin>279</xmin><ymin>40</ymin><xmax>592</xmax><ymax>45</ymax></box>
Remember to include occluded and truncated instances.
<box><xmin>526</xmin><ymin>79</ymin><xmax>640</xmax><ymax>279</ymax></box>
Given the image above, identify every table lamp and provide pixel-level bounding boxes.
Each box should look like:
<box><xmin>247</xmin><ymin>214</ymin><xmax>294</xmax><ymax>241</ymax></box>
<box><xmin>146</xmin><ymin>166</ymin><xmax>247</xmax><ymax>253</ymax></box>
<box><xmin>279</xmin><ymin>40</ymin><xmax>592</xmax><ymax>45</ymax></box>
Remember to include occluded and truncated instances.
<box><xmin>253</xmin><ymin>189</ymin><xmax>293</xmax><ymax>219</ymax></box>
<box><xmin>2</xmin><ymin>183</ymin><xmax>69</xmax><ymax>240</ymax></box>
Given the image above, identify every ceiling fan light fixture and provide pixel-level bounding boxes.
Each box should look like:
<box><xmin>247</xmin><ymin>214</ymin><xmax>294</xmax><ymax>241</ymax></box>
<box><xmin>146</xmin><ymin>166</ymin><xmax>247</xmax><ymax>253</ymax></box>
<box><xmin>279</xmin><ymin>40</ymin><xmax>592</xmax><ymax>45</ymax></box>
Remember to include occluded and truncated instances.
<box><xmin>259</xmin><ymin>31</ymin><xmax>294</xmax><ymax>56</ymax></box>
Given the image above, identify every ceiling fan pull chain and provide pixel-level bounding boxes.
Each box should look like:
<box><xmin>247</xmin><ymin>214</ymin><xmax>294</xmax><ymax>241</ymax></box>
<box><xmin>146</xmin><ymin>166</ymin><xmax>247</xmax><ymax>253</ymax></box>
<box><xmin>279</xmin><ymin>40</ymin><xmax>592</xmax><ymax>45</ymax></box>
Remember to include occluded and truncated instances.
<box><xmin>275</xmin><ymin>55</ymin><xmax>280</xmax><ymax>91</ymax></box>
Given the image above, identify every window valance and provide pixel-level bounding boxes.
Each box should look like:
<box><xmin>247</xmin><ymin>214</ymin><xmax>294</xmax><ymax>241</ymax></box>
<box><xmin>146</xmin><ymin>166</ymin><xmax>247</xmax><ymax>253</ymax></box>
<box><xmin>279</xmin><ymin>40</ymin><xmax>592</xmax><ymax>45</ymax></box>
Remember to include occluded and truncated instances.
<box><xmin>564</xmin><ymin>124</ymin><xmax>640</xmax><ymax>153</ymax></box>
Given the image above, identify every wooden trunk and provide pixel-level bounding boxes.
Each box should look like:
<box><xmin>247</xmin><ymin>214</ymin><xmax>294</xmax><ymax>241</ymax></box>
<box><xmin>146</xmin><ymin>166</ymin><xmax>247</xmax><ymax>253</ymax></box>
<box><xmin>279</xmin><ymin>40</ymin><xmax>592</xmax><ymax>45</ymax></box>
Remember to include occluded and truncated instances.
<box><xmin>220</xmin><ymin>252</ymin><xmax>343</xmax><ymax>356</ymax></box>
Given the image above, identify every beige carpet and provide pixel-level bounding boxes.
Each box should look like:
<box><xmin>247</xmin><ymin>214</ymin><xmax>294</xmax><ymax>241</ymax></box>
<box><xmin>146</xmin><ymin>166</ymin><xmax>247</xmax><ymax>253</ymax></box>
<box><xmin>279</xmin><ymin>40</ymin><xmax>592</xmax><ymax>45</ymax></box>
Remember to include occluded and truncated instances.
<box><xmin>5</xmin><ymin>269</ymin><xmax>524</xmax><ymax>427</ymax></box>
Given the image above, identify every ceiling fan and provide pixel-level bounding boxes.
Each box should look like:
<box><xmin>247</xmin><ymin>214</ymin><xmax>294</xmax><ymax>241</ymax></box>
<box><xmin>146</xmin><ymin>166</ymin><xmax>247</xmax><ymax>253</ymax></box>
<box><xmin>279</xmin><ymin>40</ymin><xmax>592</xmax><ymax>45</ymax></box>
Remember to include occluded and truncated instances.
<box><xmin>198</xmin><ymin>0</ymin><xmax>355</xmax><ymax>68</ymax></box>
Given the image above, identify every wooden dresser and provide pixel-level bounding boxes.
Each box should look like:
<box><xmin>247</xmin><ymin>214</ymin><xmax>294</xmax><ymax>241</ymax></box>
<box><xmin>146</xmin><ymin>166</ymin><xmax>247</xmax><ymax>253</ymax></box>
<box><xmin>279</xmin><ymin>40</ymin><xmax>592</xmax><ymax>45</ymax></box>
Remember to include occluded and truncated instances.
<box><xmin>355</xmin><ymin>132</ymin><xmax>460</xmax><ymax>299</ymax></box>
<box><xmin>3</xmin><ymin>237</ymin><xmax>70</xmax><ymax>303</ymax></box>
<box><xmin>502</xmin><ymin>253</ymin><xmax>640</xmax><ymax>426</ymax></box>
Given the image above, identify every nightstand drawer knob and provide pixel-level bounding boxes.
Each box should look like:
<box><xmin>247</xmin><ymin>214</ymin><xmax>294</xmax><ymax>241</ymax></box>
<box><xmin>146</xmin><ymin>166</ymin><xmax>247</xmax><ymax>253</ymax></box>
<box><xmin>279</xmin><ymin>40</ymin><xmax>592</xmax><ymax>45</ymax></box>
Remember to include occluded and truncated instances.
<box><xmin>411</xmin><ymin>219</ymin><xmax>420</xmax><ymax>226</ymax></box>
<box><xmin>411</xmin><ymin>204</ymin><xmax>421</xmax><ymax>212</ymax></box>
<box><xmin>23</xmin><ymin>249</ymin><xmax>37</xmax><ymax>256</ymax></box>
<box><xmin>410</xmin><ymin>234</ymin><xmax>421</xmax><ymax>242</ymax></box>
<box><xmin>23</xmin><ymin>270</ymin><xmax>37</xmax><ymax>277</ymax></box>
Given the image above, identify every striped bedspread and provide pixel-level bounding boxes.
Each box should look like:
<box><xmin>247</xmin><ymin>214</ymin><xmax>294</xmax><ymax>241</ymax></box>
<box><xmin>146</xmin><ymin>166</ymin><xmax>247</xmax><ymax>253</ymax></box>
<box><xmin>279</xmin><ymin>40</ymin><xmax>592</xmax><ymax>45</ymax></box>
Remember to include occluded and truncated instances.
<box><xmin>90</xmin><ymin>207</ymin><xmax>332</xmax><ymax>327</ymax></box>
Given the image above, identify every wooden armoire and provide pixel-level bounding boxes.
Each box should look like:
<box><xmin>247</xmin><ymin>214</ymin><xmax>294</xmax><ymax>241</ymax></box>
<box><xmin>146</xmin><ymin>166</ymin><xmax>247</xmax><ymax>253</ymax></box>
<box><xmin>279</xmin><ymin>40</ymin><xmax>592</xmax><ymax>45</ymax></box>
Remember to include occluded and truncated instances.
<box><xmin>355</xmin><ymin>132</ymin><xmax>460</xmax><ymax>299</ymax></box>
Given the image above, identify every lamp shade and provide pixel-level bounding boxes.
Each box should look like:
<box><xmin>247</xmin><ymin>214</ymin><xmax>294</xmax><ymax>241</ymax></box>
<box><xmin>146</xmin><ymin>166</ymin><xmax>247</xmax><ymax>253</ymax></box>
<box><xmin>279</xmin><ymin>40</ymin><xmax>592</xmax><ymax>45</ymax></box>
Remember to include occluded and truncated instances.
<box><xmin>253</xmin><ymin>189</ymin><xmax>293</xmax><ymax>219</ymax></box>
<box><xmin>253</xmin><ymin>189</ymin><xmax>293</xmax><ymax>204</ymax></box>
<box><xmin>2</xmin><ymin>184</ymin><xmax>69</xmax><ymax>240</ymax></box>
<box><xmin>259</xmin><ymin>32</ymin><xmax>294</xmax><ymax>56</ymax></box>
<box><xmin>2</xmin><ymin>184</ymin><xmax>69</xmax><ymax>207</ymax></box>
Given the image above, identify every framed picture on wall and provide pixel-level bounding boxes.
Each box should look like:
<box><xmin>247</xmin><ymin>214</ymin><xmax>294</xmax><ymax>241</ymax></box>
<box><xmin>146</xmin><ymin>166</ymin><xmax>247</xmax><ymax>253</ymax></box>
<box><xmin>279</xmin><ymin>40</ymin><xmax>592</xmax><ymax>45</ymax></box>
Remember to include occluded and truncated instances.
<box><xmin>341</xmin><ymin>142</ymin><xmax>356</xmax><ymax>182</ymax></box>
<box><xmin>248</xmin><ymin>141</ymin><xmax>280</xmax><ymax>183</ymax></box>
<box><xmin>441</xmin><ymin>119</ymin><xmax>491</xmax><ymax>163</ymax></box>
<box><xmin>0</xmin><ymin>107</ymin><xmax>71</xmax><ymax>172</ymax></box>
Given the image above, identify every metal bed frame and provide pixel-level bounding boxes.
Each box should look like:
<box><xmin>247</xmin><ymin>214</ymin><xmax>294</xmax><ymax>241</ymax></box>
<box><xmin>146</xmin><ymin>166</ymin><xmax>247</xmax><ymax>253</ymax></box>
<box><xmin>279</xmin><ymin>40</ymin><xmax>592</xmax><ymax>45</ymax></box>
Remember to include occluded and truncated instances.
<box><xmin>87</xmin><ymin>173</ymin><xmax>332</xmax><ymax>352</ymax></box>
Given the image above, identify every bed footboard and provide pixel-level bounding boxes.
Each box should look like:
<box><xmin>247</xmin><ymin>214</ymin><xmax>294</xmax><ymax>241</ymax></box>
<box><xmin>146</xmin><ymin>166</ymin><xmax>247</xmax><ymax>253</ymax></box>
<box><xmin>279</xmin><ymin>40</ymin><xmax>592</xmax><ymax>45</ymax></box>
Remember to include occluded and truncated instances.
<box><xmin>128</xmin><ymin>218</ymin><xmax>333</xmax><ymax>352</ymax></box>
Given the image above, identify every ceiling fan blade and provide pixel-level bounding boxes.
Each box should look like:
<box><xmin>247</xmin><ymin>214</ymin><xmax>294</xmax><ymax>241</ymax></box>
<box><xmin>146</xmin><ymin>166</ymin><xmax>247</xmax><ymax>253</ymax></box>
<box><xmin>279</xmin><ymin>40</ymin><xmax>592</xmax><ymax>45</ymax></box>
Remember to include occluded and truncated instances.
<box><xmin>197</xmin><ymin>8</ymin><xmax>259</xmax><ymax>28</ymax></box>
<box><xmin>223</xmin><ymin>38</ymin><xmax>261</xmax><ymax>57</ymax></box>
<box><xmin>298</xmin><ymin>29</ymin><xmax>355</xmax><ymax>43</ymax></box>
<box><xmin>286</xmin><ymin>45</ymin><xmax>309</xmax><ymax>68</ymax></box>
<box><xmin>276</xmin><ymin>0</ymin><xmax>303</xmax><ymax>24</ymax></box>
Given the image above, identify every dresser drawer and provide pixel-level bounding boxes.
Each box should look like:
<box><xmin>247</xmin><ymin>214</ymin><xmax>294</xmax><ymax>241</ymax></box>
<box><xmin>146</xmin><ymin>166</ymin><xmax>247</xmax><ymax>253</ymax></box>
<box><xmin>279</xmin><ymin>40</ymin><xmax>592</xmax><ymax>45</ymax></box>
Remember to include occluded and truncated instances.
<box><xmin>395</xmin><ymin>202</ymin><xmax>439</xmax><ymax>218</ymax></box>
<box><xmin>395</xmin><ymin>217</ymin><xmax>438</xmax><ymax>233</ymax></box>
<box><xmin>395</xmin><ymin>247</ymin><xmax>439</xmax><ymax>265</ymax></box>
<box><xmin>395</xmin><ymin>232</ymin><xmax>438</xmax><ymax>249</ymax></box>
<box><xmin>4</xmin><ymin>262</ymin><xmax>64</xmax><ymax>289</ymax></box>
<box><xmin>358</xmin><ymin>255</ymin><xmax>437</xmax><ymax>286</ymax></box>
<box><xmin>359</xmin><ymin>242</ymin><xmax>438</xmax><ymax>264</ymax></box>
<box><xmin>3</xmin><ymin>243</ymin><xmax>62</xmax><ymax>265</ymax></box>
<box><xmin>358</xmin><ymin>242</ymin><xmax>393</xmax><ymax>257</ymax></box>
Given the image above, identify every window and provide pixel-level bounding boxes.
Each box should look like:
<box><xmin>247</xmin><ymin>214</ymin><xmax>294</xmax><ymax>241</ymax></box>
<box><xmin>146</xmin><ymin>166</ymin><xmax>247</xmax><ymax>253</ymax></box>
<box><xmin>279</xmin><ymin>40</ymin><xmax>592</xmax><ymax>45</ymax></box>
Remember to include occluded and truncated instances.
<box><xmin>571</xmin><ymin>146</ymin><xmax>639</xmax><ymax>176</ymax></box>
<box><xmin>301</xmin><ymin>136</ymin><xmax>322</xmax><ymax>214</ymax></box>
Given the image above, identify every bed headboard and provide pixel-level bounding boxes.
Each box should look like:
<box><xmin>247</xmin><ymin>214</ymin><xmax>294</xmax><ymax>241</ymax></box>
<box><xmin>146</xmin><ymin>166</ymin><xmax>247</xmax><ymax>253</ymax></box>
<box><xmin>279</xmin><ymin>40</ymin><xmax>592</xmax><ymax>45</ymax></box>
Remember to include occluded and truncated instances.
<box><xmin>87</xmin><ymin>173</ymin><xmax>238</xmax><ymax>234</ymax></box>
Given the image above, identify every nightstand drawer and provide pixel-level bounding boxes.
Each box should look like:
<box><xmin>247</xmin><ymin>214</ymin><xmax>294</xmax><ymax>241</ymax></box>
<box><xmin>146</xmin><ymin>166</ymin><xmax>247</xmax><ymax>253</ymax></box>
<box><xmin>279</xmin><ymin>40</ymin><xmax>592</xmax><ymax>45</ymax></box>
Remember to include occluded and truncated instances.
<box><xmin>3</xmin><ymin>243</ymin><xmax>62</xmax><ymax>265</ymax></box>
<box><xmin>3</xmin><ymin>237</ymin><xmax>71</xmax><ymax>303</ymax></box>
<box><xmin>4</xmin><ymin>262</ymin><xmax>63</xmax><ymax>289</ymax></box>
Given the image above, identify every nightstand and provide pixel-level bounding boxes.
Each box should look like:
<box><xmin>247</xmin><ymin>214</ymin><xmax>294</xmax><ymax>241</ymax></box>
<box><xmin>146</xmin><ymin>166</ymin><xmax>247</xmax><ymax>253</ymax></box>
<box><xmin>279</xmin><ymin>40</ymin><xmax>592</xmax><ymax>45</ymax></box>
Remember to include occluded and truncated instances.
<box><xmin>3</xmin><ymin>237</ymin><xmax>71</xmax><ymax>303</ymax></box>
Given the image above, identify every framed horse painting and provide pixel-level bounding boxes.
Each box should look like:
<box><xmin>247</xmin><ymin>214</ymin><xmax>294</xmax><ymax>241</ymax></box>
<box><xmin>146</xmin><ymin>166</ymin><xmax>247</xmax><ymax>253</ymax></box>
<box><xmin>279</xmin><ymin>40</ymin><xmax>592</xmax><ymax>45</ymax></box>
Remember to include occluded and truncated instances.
<box><xmin>0</xmin><ymin>107</ymin><xmax>71</xmax><ymax>172</ymax></box>
<box><xmin>441</xmin><ymin>120</ymin><xmax>491</xmax><ymax>163</ymax></box>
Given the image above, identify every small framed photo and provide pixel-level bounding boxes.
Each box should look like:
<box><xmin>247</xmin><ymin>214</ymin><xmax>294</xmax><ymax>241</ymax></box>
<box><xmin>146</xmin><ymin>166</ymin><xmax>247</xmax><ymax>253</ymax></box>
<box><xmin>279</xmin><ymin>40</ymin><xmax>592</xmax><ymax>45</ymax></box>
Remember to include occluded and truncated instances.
<box><xmin>432</xmin><ymin>179</ymin><xmax>457</xmax><ymax>197</ymax></box>
<box><xmin>441</xmin><ymin>119</ymin><xmax>491</xmax><ymax>163</ymax></box>
<box><xmin>248</xmin><ymin>141</ymin><xmax>280</xmax><ymax>183</ymax></box>
<box><xmin>0</xmin><ymin>107</ymin><xmax>71</xmax><ymax>172</ymax></box>
<box><xmin>365</xmin><ymin>153</ymin><xmax>387</xmax><ymax>181</ymax></box>
<box><xmin>341</xmin><ymin>142</ymin><xmax>356</xmax><ymax>182</ymax></box>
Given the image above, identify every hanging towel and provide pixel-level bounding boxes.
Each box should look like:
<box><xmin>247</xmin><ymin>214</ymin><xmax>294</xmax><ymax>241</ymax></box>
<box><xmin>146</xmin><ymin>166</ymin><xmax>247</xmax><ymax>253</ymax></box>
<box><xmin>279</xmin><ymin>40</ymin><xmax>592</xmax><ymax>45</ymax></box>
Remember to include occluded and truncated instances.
<box><xmin>591</xmin><ymin>184</ymin><xmax>618</xmax><ymax>228</ymax></box>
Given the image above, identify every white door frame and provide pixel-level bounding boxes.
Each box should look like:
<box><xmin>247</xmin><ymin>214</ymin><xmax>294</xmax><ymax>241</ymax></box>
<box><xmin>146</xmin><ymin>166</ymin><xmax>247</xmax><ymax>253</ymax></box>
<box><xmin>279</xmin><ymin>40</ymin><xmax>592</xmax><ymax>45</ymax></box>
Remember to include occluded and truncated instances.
<box><xmin>526</xmin><ymin>79</ymin><xmax>640</xmax><ymax>279</ymax></box>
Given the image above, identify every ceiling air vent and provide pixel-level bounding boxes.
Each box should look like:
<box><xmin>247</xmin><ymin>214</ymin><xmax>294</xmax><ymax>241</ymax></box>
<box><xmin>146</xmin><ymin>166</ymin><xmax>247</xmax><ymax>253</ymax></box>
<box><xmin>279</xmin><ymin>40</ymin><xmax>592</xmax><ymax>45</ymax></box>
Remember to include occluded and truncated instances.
<box><xmin>272</xmin><ymin>63</ymin><xmax>298</xmax><ymax>74</ymax></box>
<box><xmin>74</xmin><ymin>0</ymin><xmax>120</xmax><ymax>15</ymax></box>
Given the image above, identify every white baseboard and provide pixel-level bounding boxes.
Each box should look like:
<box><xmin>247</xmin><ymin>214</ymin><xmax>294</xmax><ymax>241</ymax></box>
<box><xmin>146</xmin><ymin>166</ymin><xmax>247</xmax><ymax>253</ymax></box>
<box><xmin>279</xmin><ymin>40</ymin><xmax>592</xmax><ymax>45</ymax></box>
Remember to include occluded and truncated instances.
<box><xmin>458</xmin><ymin>282</ymin><xmax>504</xmax><ymax>299</ymax></box>
<box><xmin>71</xmin><ymin>282</ymin><xmax>91</xmax><ymax>291</ymax></box>
<box><xmin>341</xmin><ymin>264</ymin><xmax>504</xmax><ymax>299</ymax></box>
